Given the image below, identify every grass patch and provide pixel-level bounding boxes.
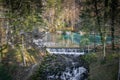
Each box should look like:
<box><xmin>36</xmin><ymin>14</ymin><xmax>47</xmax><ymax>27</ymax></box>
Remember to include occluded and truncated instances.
<box><xmin>88</xmin><ymin>52</ymin><xmax>119</xmax><ymax>80</ymax></box>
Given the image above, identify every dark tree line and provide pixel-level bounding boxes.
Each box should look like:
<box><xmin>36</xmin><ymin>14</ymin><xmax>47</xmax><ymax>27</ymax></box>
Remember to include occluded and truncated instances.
<box><xmin>80</xmin><ymin>0</ymin><xmax>120</xmax><ymax>59</ymax></box>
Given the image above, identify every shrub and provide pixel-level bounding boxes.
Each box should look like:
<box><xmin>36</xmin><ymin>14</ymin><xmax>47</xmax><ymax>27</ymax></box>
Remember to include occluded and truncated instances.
<box><xmin>29</xmin><ymin>54</ymin><xmax>66</xmax><ymax>80</ymax></box>
<box><xmin>81</xmin><ymin>53</ymin><xmax>97</xmax><ymax>64</ymax></box>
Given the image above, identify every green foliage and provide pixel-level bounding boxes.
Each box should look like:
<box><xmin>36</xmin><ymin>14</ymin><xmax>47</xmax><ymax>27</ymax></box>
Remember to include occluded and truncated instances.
<box><xmin>0</xmin><ymin>64</ymin><xmax>12</xmax><ymax>80</ymax></box>
<box><xmin>29</xmin><ymin>54</ymin><xmax>69</xmax><ymax>80</ymax></box>
<box><xmin>88</xmin><ymin>52</ymin><xmax>119</xmax><ymax>80</ymax></box>
<box><xmin>100</xmin><ymin>53</ymin><xmax>119</xmax><ymax>64</ymax></box>
<box><xmin>100</xmin><ymin>58</ymin><xmax>107</xmax><ymax>64</ymax></box>
<box><xmin>4</xmin><ymin>0</ymin><xmax>43</xmax><ymax>33</ymax></box>
<box><xmin>81</xmin><ymin>53</ymin><xmax>97</xmax><ymax>64</ymax></box>
<box><xmin>46</xmin><ymin>0</ymin><xmax>61</xmax><ymax>9</ymax></box>
<box><xmin>107</xmin><ymin>53</ymin><xmax>119</xmax><ymax>61</ymax></box>
<box><xmin>47</xmin><ymin>0</ymin><xmax>56</xmax><ymax>7</ymax></box>
<box><xmin>79</xmin><ymin>34</ymin><xmax>91</xmax><ymax>48</ymax></box>
<box><xmin>2</xmin><ymin>0</ymin><xmax>44</xmax><ymax>64</ymax></box>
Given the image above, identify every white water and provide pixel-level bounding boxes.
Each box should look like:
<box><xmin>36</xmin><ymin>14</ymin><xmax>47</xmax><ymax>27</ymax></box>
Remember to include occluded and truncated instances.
<box><xmin>33</xmin><ymin>39</ymin><xmax>85</xmax><ymax>55</ymax></box>
<box><xmin>33</xmin><ymin>39</ymin><xmax>45</xmax><ymax>47</ymax></box>
<box><xmin>60</xmin><ymin>67</ymin><xmax>86</xmax><ymax>80</ymax></box>
<box><xmin>33</xmin><ymin>39</ymin><xmax>88</xmax><ymax>80</ymax></box>
<box><xmin>46</xmin><ymin>48</ymin><xmax>85</xmax><ymax>55</ymax></box>
<box><xmin>46</xmin><ymin>56</ymin><xmax>87</xmax><ymax>80</ymax></box>
<box><xmin>47</xmin><ymin>66</ymin><xmax>87</xmax><ymax>80</ymax></box>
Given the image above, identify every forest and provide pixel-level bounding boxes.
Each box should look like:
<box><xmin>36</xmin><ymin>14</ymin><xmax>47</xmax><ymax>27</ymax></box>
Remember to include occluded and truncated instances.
<box><xmin>0</xmin><ymin>0</ymin><xmax>120</xmax><ymax>80</ymax></box>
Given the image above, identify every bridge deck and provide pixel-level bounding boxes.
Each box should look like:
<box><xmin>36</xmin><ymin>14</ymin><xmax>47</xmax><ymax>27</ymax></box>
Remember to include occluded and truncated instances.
<box><xmin>46</xmin><ymin>47</ymin><xmax>92</xmax><ymax>55</ymax></box>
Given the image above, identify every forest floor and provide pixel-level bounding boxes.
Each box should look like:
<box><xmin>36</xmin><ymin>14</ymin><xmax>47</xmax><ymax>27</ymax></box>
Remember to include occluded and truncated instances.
<box><xmin>88</xmin><ymin>50</ymin><xmax>119</xmax><ymax>80</ymax></box>
<box><xmin>1</xmin><ymin>45</ymin><xmax>119</xmax><ymax>80</ymax></box>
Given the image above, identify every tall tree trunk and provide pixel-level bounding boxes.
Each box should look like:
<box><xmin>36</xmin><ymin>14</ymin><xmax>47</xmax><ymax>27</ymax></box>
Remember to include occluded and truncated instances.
<box><xmin>0</xmin><ymin>29</ymin><xmax>2</xmax><ymax>62</ymax></box>
<box><xmin>101</xmin><ymin>33</ymin><xmax>107</xmax><ymax>60</ymax></box>
<box><xmin>88</xmin><ymin>45</ymin><xmax>89</xmax><ymax>53</ymax></box>
<box><xmin>103</xmin><ymin>36</ymin><xmax>107</xmax><ymax>59</ymax></box>
<box><xmin>0</xmin><ymin>47</ymin><xmax>2</xmax><ymax>63</ymax></box>
<box><xmin>93</xmin><ymin>0</ymin><xmax>101</xmax><ymax>41</ymax></box>
<box><xmin>21</xmin><ymin>35</ymin><xmax>26</xmax><ymax>66</ymax></box>
<box><xmin>94</xmin><ymin>0</ymin><xmax>105</xmax><ymax>55</ymax></box>
<box><xmin>110</xmin><ymin>0</ymin><xmax>118</xmax><ymax>50</ymax></box>
<box><xmin>93</xmin><ymin>32</ymin><xmax>96</xmax><ymax>52</ymax></box>
<box><xmin>102</xmin><ymin>0</ymin><xmax>109</xmax><ymax>59</ymax></box>
<box><xmin>111</xmin><ymin>24</ymin><xmax>115</xmax><ymax>50</ymax></box>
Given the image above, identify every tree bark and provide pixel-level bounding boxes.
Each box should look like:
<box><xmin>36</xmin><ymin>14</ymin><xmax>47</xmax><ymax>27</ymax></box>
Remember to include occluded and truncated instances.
<box><xmin>21</xmin><ymin>35</ymin><xmax>26</xmax><ymax>66</ymax></box>
<box><xmin>110</xmin><ymin>0</ymin><xmax>118</xmax><ymax>50</ymax></box>
<box><xmin>93</xmin><ymin>32</ymin><xmax>96</xmax><ymax>52</ymax></box>
<box><xmin>103</xmin><ymin>38</ymin><xmax>106</xmax><ymax>59</ymax></box>
<box><xmin>111</xmin><ymin>25</ymin><xmax>115</xmax><ymax>50</ymax></box>
<box><xmin>0</xmin><ymin>47</ymin><xmax>2</xmax><ymax>62</ymax></box>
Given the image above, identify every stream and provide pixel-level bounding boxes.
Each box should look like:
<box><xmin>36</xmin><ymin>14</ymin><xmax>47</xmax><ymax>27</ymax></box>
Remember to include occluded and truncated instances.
<box><xmin>29</xmin><ymin>54</ymin><xmax>89</xmax><ymax>80</ymax></box>
<box><xmin>31</xmin><ymin>38</ymin><xmax>89</xmax><ymax>80</ymax></box>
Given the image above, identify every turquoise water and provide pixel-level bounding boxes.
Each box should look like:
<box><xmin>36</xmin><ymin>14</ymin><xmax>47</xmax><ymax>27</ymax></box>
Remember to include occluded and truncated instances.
<box><xmin>62</xmin><ymin>32</ymin><xmax>112</xmax><ymax>45</ymax></box>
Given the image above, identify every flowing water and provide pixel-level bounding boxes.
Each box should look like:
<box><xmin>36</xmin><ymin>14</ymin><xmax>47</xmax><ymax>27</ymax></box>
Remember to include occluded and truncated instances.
<box><xmin>47</xmin><ymin>62</ymin><xmax>88</xmax><ymax>80</ymax></box>
<box><xmin>43</xmin><ymin>54</ymin><xmax>89</xmax><ymax>80</ymax></box>
<box><xmin>32</xmin><ymin>39</ymin><xmax>89</xmax><ymax>80</ymax></box>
